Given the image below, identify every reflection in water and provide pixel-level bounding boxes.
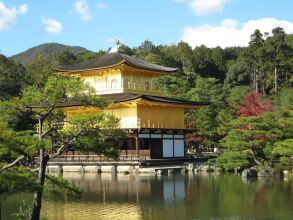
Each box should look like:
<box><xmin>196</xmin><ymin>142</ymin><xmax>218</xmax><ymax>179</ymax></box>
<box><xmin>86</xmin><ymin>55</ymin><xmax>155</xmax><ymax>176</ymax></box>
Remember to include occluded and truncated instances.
<box><xmin>1</xmin><ymin>173</ymin><xmax>293</xmax><ymax>220</ymax></box>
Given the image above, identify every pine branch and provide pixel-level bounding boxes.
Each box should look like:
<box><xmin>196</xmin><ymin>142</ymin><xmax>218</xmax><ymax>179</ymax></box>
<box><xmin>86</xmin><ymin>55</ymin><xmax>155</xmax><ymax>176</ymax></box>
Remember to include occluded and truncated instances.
<box><xmin>49</xmin><ymin>130</ymin><xmax>84</xmax><ymax>159</ymax></box>
<box><xmin>0</xmin><ymin>155</ymin><xmax>25</xmax><ymax>173</ymax></box>
<box><xmin>41</xmin><ymin>127</ymin><xmax>55</xmax><ymax>138</ymax></box>
<box><xmin>45</xmin><ymin>174</ymin><xmax>81</xmax><ymax>195</ymax></box>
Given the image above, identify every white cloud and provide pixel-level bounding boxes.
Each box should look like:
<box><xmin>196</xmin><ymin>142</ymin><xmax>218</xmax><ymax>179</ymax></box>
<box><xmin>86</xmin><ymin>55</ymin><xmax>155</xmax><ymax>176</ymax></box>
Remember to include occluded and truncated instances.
<box><xmin>97</xmin><ymin>3</ymin><xmax>108</xmax><ymax>9</ymax></box>
<box><xmin>74</xmin><ymin>0</ymin><xmax>91</xmax><ymax>21</ymax></box>
<box><xmin>41</xmin><ymin>17</ymin><xmax>63</xmax><ymax>34</ymax></box>
<box><xmin>18</xmin><ymin>4</ymin><xmax>28</xmax><ymax>14</ymax></box>
<box><xmin>182</xmin><ymin>17</ymin><xmax>293</xmax><ymax>48</ymax></box>
<box><xmin>176</xmin><ymin>0</ymin><xmax>229</xmax><ymax>16</ymax></box>
<box><xmin>0</xmin><ymin>1</ymin><xmax>28</xmax><ymax>31</ymax></box>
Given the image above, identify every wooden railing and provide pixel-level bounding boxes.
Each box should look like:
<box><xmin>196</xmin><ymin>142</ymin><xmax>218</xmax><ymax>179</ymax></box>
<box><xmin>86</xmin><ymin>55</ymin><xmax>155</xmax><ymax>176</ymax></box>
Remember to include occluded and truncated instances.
<box><xmin>95</xmin><ymin>81</ymin><xmax>165</xmax><ymax>96</ymax></box>
<box><xmin>42</xmin><ymin>150</ymin><xmax>151</xmax><ymax>165</ymax></box>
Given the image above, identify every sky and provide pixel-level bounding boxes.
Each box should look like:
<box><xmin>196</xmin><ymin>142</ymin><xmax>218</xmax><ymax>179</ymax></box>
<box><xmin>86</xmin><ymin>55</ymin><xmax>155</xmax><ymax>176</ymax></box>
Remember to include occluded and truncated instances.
<box><xmin>1</xmin><ymin>0</ymin><xmax>293</xmax><ymax>56</ymax></box>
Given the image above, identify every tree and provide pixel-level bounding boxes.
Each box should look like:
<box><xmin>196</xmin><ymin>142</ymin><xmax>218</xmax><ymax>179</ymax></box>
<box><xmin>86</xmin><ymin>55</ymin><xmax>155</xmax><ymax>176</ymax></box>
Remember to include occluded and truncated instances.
<box><xmin>224</xmin><ymin>59</ymin><xmax>250</xmax><ymax>89</ymax></box>
<box><xmin>270</xmin><ymin>87</ymin><xmax>293</xmax><ymax>168</ymax></box>
<box><xmin>239</xmin><ymin>90</ymin><xmax>274</xmax><ymax>117</ymax></box>
<box><xmin>0</xmin><ymin>75</ymin><xmax>122</xmax><ymax>219</ymax></box>
<box><xmin>118</xmin><ymin>44</ymin><xmax>133</xmax><ymax>56</ymax></box>
<box><xmin>25</xmin><ymin>55</ymin><xmax>53</xmax><ymax>88</ymax></box>
<box><xmin>177</xmin><ymin>41</ymin><xmax>194</xmax><ymax>72</ymax></box>
<box><xmin>217</xmin><ymin>86</ymin><xmax>250</xmax><ymax>137</ymax></box>
<box><xmin>0</xmin><ymin>54</ymin><xmax>27</xmax><ymax>100</ymax></box>
<box><xmin>185</xmin><ymin>75</ymin><xmax>224</xmax><ymax>148</ymax></box>
<box><xmin>215</xmin><ymin>88</ymin><xmax>293</xmax><ymax>171</ymax></box>
<box><xmin>51</xmin><ymin>51</ymin><xmax>78</xmax><ymax>67</ymax></box>
<box><xmin>134</xmin><ymin>40</ymin><xmax>160</xmax><ymax>59</ymax></box>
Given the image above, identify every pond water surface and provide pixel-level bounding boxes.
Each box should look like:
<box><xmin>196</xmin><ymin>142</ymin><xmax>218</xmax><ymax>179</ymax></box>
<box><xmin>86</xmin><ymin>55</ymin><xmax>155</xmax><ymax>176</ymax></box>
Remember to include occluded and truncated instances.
<box><xmin>1</xmin><ymin>172</ymin><xmax>292</xmax><ymax>220</ymax></box>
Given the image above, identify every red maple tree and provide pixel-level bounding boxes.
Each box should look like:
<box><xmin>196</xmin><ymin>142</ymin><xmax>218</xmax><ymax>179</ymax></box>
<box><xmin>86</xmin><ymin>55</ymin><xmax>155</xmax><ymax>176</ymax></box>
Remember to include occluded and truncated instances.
<box><xmin>239</xmin><ymin>90</ymin><xmax>274</xmax><ymax>117</ymax></box>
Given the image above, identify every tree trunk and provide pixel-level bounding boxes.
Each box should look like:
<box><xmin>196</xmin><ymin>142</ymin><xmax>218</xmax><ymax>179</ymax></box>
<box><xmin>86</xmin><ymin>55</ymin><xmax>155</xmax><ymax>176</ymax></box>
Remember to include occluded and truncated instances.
<box><xmin>250</xmin><ymin>149</ymin><xmax>263</xmax><ymax>166</ymax></box>
<box><xmin>31</xmin><ymin>117</ymin><xmax>47</xmax><ymax>220</ymax></box>
<box><xmin>274</xmin><ymin>66</ymin><xmax>278</xmax><ymax>93</ymax></box>
<box><xmin>31</xmin><ymin>150</ymin><xmax>48</xmax><ymax>220</ymax></box>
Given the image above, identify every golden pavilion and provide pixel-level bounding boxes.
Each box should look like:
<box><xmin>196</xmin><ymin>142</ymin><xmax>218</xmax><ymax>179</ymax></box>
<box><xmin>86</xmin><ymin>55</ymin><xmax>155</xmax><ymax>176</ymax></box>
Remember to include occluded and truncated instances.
<box><xmin>55</xmin><ymin>50</ymin><xmax>208</xmax><ymax>160</ymax></box>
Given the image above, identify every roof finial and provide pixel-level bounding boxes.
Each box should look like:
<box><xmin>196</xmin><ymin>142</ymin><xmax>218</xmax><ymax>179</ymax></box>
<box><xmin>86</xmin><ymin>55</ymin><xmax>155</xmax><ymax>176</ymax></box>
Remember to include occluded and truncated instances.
<box><xmin>114</xmin><ymin>39</ymin><xmax>121</xmax><ymax>48</ymax></box>
<box><xmin>108</xmin><ymin>38</ymin><xmax>121</xmax><ymax>53</ymax></box>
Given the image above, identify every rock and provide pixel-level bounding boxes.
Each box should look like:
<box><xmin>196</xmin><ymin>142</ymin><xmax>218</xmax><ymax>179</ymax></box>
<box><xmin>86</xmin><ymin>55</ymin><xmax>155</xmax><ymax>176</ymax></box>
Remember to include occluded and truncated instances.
<box><xmin>122</xmin><ymin>171</ymin><xmax>129</xmax><ymax>175</ymax></box>
<box><xmin>181</xmin><ymin>168</ymin><xmax>187</xmax><ymax>174</ymax></box>
<box><xmin>186</xmin><ymin>163</ymin><xmax>194</xmax><ymax>172</ymax></box>
<box><xmin>199</xmin><ymin>165</ymin><xmax>214</xmax><ymax>172</ymax></box>
<box><xmin>117</xmin><ymin>165</ymin><xmax>132</xmax><ymax>173</ymax></box>
<box><xmin>283</xmin><ymin>170</ymin><xmax>290</xmax><ymax>176</ymax></box>
<box><xmin>156</xmin><ymin>170</ymin><xmax>163</xmax><ymax>175</ymax></box>
<box><xmin>242</xmin><ymin>168</ymin><xmax>258</xmax><ymax>178</ymax></box>
<box><xmin>258</xmin><ymin>168</ymin><xmax>280</xmax><ymax>177</ymax></box>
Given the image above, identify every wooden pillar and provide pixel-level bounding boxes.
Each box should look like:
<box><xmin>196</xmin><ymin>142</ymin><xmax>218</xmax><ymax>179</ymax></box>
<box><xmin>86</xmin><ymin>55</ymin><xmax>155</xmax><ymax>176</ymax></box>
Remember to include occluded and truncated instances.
<box><xmin>135</xmin><ymin>137</ymin><xmax>139</xmax><ymax>157</ymax></box>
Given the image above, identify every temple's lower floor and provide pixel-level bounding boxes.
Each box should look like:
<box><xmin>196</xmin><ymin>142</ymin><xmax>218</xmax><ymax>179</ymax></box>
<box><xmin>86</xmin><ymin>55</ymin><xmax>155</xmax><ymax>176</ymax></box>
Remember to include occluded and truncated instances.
<box><xmin>115</xmin><ymin>128</ymin><xmax>186</xmax><ymax>159</ymax></box>
<box><xmin>64</xmin><ymin>128</ymin><xmax>190</xmax><ymax>160</ymax></box>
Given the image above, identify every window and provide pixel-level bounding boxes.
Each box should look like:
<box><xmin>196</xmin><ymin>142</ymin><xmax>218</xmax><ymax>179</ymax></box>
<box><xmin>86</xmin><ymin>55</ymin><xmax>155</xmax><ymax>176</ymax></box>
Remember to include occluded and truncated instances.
<box><xmin>111</xmin><ymin>79</ymin><xmax>117</xmax><ymax>89</ymax></box>
<box><xmin>118</xmin><ymin>139</ymin><xmax>136</xmax><ymax>150</ymax></box>
<box><xmin>139</xmin><ymin>139</ymin><xmax>150</xmax><ymax>150</ymax></box>
<box><xmin>123</xmin><ymin>79</ymin><xmax>130</xmax><ymax>89</ymax></box>
<box><xmin>145</xmin><ymin>81</ymin><xmax>150</xmax><ymax>91</ymax></box>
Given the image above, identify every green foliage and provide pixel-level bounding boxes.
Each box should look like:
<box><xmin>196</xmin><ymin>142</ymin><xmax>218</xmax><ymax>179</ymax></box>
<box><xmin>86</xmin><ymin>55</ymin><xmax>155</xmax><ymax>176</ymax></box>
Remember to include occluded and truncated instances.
<box><xmin>214</xmin><ymin>151</ymin><xmax>251</xmax><ymax>170</ymax></box>
<box><xmin>186</xmin><ymin>75</ymin><xmax>223</xmax><ymax>102</ymax></box>
<box><xmin>62</xmin><ymin>113</ymin><xmax>123</xmax><ymax>158</ymax></box>
<box><xmin>44</xmin><ymin>175</ymin><xmax>81</xmax><ymax>197</ymax></box>
<box><xmin>0</xmin><ymin>167</ymin><xmax>39</xmax><ymax>193</ymax></box>
<box><xmin>0</xmin><ymin>122</ymin><xmax>42</xmax><ymax>158</ymax></box>
<box><xmin>25</xmin><ymin>55</ymin><xmax>53</xmax><ymax>88</ymax></box>
<box><xmin>273</xmin><ymin>139</ymin><xmax>293</xmax><ymax>157</ymax></box>
<box><xmin>13</xmin><ymin>200</ymin><xmax>33</xmax><ymax>220</ymax></box>
<box><xmin>0</xmin><ymin>55</ymin><xmax>27</xmax><ymax>100</ymax></box>
<box><xmin>0</xmin><ymin>74</ymin><xmax>122</xmax><ymax>220</ymax></box>
<box><xmin>224</xmin><ymin>59</ymin><xmax>250</xmax><ymax>89</ymax></box>
<box><xmin>216</xmin><ymin>109</ymin><xmax>293</xmax><ymax>170</ymax></box>
<box><xmin>271</xmin><ymin>87</ymin><xmax>293</xmax><ymax>109</ymax></box>
<box><xmin>226</xmin><ymin>86</ymin><xmax>250</xmax><ymax>109</ymax></box>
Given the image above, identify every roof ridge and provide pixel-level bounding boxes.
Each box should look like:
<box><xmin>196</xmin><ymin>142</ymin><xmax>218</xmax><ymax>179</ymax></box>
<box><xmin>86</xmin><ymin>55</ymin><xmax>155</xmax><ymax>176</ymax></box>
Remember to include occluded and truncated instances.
<box><xmin>55</xmin><ymin>51</ymin><xmax>177</xmax><ymax>73</ymax></box>
<box><xmin>117</xmin><ymin>51</ymin><xmax>126</xmax><ymax>61</ymax></box>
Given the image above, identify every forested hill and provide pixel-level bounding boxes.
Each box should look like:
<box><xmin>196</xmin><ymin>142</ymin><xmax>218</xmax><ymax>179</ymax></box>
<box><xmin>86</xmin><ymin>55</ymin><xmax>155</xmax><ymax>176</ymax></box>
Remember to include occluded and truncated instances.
<box><xmin>11</xmin><ymin>43</ymin><xmax>94</xmax><ymax>64</ymax></box>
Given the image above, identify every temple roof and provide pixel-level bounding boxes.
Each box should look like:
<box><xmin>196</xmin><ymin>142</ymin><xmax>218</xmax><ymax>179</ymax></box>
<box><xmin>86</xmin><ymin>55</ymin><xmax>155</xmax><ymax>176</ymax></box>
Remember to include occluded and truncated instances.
<box><xmin>55</xmin><ymin>52</ymin><xmax>177</xmax><ymax>73</ymax></box>
<box><xmin>60</xmin><ymin>93</ymin><xmax>209</xmax><ymax>108</ymax></box>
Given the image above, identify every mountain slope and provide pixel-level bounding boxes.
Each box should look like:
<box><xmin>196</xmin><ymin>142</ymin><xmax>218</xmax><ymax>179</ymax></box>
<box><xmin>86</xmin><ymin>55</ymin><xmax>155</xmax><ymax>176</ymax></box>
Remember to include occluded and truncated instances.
<box><xmin>11</xmin><ymin>43</ymin><xmax>94</xmax><ymax>64</ymax></box>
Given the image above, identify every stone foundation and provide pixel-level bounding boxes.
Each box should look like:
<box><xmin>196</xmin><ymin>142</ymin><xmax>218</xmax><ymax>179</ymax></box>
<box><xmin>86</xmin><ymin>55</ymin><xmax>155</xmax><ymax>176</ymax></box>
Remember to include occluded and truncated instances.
<box><xmin>84</xmin><ymin>166</ymin><xmax>100</xmax><ymax>173</ymax></box>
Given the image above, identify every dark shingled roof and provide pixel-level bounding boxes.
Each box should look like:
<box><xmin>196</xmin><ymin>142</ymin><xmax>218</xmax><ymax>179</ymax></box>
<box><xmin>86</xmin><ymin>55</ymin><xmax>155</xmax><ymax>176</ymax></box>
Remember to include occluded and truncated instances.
<box><xmin>55</xmin><ymin>52</ymin><xmax>177</xmax><ymax>73</ymax></box>
<box><xmin>61</xmin><ymin>93</ymin><xmax>209</xmax><ymax>107</ymax></box>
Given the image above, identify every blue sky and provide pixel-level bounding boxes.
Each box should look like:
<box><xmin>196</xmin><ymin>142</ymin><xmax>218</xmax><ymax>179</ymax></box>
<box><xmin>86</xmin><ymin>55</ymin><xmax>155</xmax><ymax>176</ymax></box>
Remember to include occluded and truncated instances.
<box><xmin>1</xmin><ymin>0</ymin><xmax>293</xmax><ymax>56</ymax></box>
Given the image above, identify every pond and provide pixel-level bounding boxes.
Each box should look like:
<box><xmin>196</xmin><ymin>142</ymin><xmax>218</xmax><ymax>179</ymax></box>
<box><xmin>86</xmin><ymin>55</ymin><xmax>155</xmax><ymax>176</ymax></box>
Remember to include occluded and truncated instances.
<box><xmin>1</xmin><ymin>172</ymin><xmax>292</xmax><ymax>220</ymax></box>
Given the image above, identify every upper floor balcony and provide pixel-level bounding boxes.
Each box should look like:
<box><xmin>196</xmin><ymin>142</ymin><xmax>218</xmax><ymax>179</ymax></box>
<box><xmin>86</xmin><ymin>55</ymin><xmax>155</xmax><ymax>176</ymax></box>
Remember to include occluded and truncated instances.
<box><xmin>93</xmin><ymin>80</ymin><xmax>165</xmax><ymax>96</ymax></box>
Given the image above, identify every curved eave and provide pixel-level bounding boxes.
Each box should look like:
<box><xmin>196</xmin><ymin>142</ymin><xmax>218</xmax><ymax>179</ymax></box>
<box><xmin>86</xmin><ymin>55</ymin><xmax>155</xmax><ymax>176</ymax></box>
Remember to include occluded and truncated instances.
<box><xmin>54</xmin><ymin>62</ymin><xmax>177</xmax><ymax>75</ymax></box>
<box><xmin>107</xmin><ymin>98</ymin><xmax>209</xmax><ymax>109</ymax></box>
